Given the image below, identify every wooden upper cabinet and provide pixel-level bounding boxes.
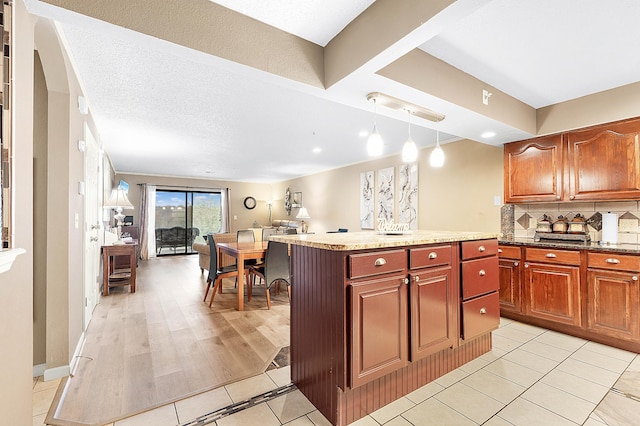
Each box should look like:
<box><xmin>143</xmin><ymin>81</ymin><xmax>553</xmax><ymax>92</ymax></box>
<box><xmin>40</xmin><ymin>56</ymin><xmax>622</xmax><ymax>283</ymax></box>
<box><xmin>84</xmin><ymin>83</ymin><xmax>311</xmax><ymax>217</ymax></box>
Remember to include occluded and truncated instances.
<box><xmin>505</xmin><ymin>117</ymin><xmax>640</xmax><ymax>203</ymax></box>
<box><xmin>504</xmin><ymin>135</ymin><xmax>564</xmax><ymax>203</ymax></box>
<box><xmin>566</xmin><ymin>118</ymin><xmax>640</xmax><ymax>201</ymax></box>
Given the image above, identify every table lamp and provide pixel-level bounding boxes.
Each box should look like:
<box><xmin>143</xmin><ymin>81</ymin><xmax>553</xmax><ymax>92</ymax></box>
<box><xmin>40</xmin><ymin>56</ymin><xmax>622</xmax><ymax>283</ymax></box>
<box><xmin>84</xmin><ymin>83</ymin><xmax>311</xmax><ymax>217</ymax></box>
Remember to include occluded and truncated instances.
<box><xmin>296</xmin><ymin>207</ymin><xmax>311</xmax><ymax>233</ymax></box>
<box><xmin>104</xmin><ymin>187</ymin><xmax>134</xmax><ymax>244</ymax></box>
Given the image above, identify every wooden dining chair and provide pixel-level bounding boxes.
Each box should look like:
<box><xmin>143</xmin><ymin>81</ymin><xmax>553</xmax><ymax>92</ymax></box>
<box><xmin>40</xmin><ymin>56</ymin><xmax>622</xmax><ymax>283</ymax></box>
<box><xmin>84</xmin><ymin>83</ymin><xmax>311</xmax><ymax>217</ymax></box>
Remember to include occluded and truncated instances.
<box><xmin>249</xmin><ymin>241</ymin><xmax>291</xmax><ymax>309</ymax></box>
<box><xmin>204</xmin><ymin>233</ymin><xmax>239</xmax><ymax>307</ymax></box>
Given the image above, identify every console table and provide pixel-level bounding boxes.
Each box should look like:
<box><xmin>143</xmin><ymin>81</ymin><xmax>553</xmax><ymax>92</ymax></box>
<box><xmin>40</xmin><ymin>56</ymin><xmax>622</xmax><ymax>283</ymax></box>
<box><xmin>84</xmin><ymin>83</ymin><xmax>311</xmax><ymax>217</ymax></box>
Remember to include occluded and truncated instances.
<box><xmin>102</xmin><ymin>242</ymin><xmax>137</xmax><ymax>296</ymax></box>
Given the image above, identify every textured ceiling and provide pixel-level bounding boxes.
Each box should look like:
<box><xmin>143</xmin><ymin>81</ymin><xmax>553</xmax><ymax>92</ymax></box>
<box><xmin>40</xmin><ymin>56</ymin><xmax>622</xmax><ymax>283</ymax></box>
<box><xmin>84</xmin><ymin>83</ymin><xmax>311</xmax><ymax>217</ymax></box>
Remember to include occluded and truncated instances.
<box><xmin>25</xmin><ymin>0</ymin><xmax>640</xmax><ymax>182</ymax></box>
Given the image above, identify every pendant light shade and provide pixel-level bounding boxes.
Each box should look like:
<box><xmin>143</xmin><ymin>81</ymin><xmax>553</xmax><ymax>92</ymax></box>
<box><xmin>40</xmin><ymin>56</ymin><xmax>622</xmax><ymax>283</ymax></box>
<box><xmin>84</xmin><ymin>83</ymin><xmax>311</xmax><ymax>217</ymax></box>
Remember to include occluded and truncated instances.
<box><xmin>367</xmin><ymin>99</ymin><xmax>383</xmax><ymax>156</ymax></box>
<box><xmin>367</xmin><ymin>124</ymin><xmax>383</xmax><ymax>156</ymax></box>
<box><xmin>401</xmin><ymin>110</ymin><xmax>418</xmax><ymax>163</ymax></box>
<box><xmin>429</xmin><ymin>121</ymin><xmax>445</xmax><ymax>167</ymax></box>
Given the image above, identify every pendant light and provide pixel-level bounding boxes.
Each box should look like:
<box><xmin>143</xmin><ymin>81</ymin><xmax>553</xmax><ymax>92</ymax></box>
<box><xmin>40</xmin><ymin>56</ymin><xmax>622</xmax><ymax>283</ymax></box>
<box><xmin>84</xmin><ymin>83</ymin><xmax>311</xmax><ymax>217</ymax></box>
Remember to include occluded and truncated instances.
<box><xmin>367</xmin><ymin>98</ymin><xmax>383</xmax><ymax>156</ymax></box>
<box><xmin>429</xmin><ymin>119</ymin><xmax>445</xmax><ymax>167</ymax></box>
<box><xmin>401</xmin><ymin>110</ymin><xmax>418</xmax><ymax>163</ymax></box>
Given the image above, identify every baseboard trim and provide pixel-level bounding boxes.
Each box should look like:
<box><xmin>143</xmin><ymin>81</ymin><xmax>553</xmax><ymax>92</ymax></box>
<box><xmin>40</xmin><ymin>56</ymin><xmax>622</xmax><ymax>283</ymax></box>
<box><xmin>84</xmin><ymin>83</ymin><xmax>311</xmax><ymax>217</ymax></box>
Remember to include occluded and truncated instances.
<box><xmin>44</xmin><ymin>365</ymin><xmax>70</xmax><ymax>381</ymax></box>
<box><xmin>43</xmin><ymin>331</ymin><xmax>86</xmax><ymax>381</ymax></box>
<box><xmin>69</xmin><ymin>331</ymin><xmax>87</xmax><ymax>376</ymax></box>
<box><xmin>33</xmin><ymin>363</ymin><xmax>46</xmax><ymax>378</ymax></box>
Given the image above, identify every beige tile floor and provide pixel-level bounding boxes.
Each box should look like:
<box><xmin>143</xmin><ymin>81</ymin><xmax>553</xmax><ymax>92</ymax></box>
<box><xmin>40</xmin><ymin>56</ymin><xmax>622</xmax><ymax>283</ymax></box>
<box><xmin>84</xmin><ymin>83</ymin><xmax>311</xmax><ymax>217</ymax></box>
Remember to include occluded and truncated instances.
<box><xmin>34</xmin><ymin>318</ymin><xmax>640</xmax><ymax>425</ymax></box>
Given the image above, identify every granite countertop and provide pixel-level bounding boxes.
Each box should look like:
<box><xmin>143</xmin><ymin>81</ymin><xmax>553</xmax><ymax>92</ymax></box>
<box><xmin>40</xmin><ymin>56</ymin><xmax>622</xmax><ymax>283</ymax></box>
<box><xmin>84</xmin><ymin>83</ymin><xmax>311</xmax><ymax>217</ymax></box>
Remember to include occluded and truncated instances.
<box><xmin>270</xmin><ymin>230</ymin><xmax>500</xmax><ymax>251</ymax></box>
<box><xmin>499</xmin><ymin>236</ymin><xmax>640</xmax><ymax>254</ymax></box>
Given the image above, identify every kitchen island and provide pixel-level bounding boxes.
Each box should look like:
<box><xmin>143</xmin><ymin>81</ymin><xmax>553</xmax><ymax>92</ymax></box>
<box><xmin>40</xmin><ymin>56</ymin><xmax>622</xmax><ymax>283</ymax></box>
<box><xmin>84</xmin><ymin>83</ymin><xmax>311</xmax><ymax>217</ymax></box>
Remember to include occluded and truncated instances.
<box><xmin>271</xmin><ymin>230</ymin><xmax>501</xmax><ymax>426</ymax></box>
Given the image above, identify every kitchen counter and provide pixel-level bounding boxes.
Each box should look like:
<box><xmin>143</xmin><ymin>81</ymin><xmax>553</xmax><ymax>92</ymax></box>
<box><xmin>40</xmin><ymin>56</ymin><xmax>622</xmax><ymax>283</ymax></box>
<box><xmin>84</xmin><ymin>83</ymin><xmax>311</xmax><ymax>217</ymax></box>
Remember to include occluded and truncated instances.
<box><xmin>271</xmin><ymin>229</ymin><xmax>500</xmax><ymax>250</ymax></box>
<box><xmin>283</xmin><ymin>230</ymin><xmax>500</xmax><ymax>425</ymax></box>
<box><xmin>499</xmin><ymin>236</ymin><xmax>640</xmax><ymax>254</ymax></box>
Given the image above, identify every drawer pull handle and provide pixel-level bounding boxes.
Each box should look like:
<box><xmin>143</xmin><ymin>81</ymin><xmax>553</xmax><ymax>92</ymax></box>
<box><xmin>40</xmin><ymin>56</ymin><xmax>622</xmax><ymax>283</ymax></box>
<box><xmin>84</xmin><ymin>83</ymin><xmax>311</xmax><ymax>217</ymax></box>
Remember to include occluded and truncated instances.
<box><xmin>480</xmin><ymin>308</ymin><xmax>487</xmax><ymax>315</ymax></box>
<box><xmin>633</xmin><ymin>276</ymin><xmax>638</xmax><ymax>281</ymax></box>
<box><xmin>545</xmin><ymin>253</ymin><xmax>557</xmax><ymax>258</ymax></box>
<box><xmin>479</xmin><ymin>269</ymin><xmax>486</xmax><ymax>276</ymax></box>
<box><xmin>374</xmin><ymin>258</ymin><xmax>387</xmax><ymax>266</ymax></box>
<box><xmin>428</xmin><ymin>252</ymin><xmax>438</xmax><ymax>260</ymax></box>
<box><xmin>606</xmin><ymin>258</ymin><xmax>621</xmax><ymax>264</ymax></box>
<box><xmin>478</xmin><ymin>246</ymin><xmax>486</xmax><ymax>252</ymax></box>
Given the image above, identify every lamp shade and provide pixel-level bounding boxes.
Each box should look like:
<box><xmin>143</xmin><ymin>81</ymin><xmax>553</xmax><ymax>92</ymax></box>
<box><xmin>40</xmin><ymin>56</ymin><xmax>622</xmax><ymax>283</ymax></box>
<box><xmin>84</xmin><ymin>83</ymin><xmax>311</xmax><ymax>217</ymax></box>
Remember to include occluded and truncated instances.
<box><xmin>104</xmin><ymin>188</ymin><xmax>134</xmax><ymax>209</ymax></box>
<box><xmin>296</xmin><ymin>207</ymin><xmax>310</xmax><ymax>220</ymax></box>
<box><xmin>401</xmin><ymin>137</ymin><xmax>418</xmax><ymax>163</ymax></box>
<box><xmin>429</xmin><ymin>145</ymin><xmax>445</xmax><ymax>167</ymax></box>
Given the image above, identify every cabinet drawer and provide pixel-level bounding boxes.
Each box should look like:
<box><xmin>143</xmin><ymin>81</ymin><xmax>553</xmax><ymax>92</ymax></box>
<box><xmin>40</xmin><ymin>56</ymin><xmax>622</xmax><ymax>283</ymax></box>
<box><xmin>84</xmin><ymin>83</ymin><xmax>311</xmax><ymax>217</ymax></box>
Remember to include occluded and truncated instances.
<box><xmin>348</xmin><ymin>249</ymin><xmax>407</xmax><ymax>279</ymax></box>
<box><xmin>461</xmin><ymin>292</ymin><xmax>500</xmax><ymax>340</ymax></box>
<box><xmin>588</xmin><ymin>252</ymin><xmax>640</xmax><ymax>272</ymax></box>
<box><xmin>498</xmin><ymin>245</ymin><xmax>521</xmax><ymax>260</ymax></box>
<box><xmin>409</xmin><ymin>245</ymin><xmax>452</xmax><ymax>269</ymax></box>
<box><xmin>462</xmin><ymin>256</ymin><xmax>499</xmax><ymax>299</ymax></box>
<box><xmin>461</xmin><ymin>239</ymin><xmax>498</xmax><ymax>260</ymax></box>
<box><xmin>526</xmin><ymin>247</ymin><xmax>580</xmax><ymax>265</ymax></box>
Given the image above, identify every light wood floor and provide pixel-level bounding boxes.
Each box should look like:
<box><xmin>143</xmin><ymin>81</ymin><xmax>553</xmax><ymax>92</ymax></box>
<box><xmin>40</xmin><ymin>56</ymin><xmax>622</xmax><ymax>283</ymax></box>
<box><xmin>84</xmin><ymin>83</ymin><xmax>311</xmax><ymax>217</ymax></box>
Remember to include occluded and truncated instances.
<box><xmin>48</xmin><ymin>255</ymin><xmax>290</xmax><ymax>426</ymax></box>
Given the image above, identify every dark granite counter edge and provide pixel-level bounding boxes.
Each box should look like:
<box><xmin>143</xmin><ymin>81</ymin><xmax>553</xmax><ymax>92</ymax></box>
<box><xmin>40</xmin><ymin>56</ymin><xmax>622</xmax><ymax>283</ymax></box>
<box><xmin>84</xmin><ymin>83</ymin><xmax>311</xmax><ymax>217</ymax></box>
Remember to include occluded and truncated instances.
<box><xmin>499</xmin><ymin>238</ymin><xmax>640</xmax><ymax>254</ymax></box>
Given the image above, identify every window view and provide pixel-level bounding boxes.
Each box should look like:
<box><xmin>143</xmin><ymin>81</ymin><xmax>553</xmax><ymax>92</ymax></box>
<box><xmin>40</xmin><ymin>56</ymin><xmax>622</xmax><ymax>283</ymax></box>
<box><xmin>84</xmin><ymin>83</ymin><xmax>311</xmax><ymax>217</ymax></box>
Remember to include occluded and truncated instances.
<box><xmin>155</xmin><ymin>190</ymin><xmax>222</xmax><ymax>255</ymax></box>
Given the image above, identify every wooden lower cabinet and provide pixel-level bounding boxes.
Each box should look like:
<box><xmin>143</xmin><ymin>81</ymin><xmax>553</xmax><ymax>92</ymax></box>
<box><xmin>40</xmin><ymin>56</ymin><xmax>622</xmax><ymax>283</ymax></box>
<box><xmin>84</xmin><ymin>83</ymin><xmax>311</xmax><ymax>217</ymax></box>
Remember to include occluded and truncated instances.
<box><xmin>349</xmin><ymin>274</ymin><xmax>409</xmax><ymax>388</ymax></box>
<box><xmin>587</xmin><ymin>269</ymin><xmax>640</xmax><ymax>341</ymax></box>
<box><xmin>524</xmin><ymin>261</ymin><xmax>582</xmax><ymax>327</ymax></box>
<box><xmin>499</xmin><ymin>258</ymin><xmax>521</xmax><ymax>313</ymax></box>
<box><xmin>409</xmin><ymin>265</ymin><xmax>457</xmax><ymax>360</ymax></box>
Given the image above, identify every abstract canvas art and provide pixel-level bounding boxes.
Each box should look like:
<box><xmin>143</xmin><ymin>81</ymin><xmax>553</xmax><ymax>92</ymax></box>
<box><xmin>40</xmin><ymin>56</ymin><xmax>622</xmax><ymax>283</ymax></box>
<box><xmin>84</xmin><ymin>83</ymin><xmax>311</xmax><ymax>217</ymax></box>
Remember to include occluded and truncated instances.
<box><xmin>377</xmin><ymin>167</ymin><xmax>394</xmax><ymax>224</ymax></box>
<box><xmin>398</xmin><ymin>164</ymin><xmax>418</xmax><ymax>229</ymax></box>
<box><xmin>360</xmin><ymin>171</ymin><xmax>374</xmax><ymax>229</ymax></box>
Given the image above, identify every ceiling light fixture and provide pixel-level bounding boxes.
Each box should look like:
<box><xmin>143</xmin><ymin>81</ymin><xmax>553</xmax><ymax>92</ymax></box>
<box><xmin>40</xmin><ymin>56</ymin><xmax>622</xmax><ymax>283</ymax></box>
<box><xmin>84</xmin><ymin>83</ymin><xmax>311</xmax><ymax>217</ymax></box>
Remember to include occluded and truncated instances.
<box><xmin>429</xmin><ymin>119</ymin><xmax>445</xmax><ymax>168</ymax></box>
<box><xmin>367</xmin><ymin>92</ymin><xmax>445</xmax><ymax>123</ymax></box>
<box><xmin>366</xmin><ymin>98</ymin><xmax>383</xmax><ymax>156</ymax></box>
<box><xmin>401</xmin><ymin>110</ymin><xmax>418</xmax><ymax>163</ymax></box>
<box><xmin>481</xmin><ymin>131</ymin><xmax>496</xmax><ymax>138</ymax></box>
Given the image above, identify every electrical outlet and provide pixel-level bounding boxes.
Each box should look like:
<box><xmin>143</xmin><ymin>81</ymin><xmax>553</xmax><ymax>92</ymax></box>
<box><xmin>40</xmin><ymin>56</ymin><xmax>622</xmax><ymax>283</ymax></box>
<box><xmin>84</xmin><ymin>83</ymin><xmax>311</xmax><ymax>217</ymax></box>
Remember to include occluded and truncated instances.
<box><xmin>482</xmin><ymin>89</ymin><xmax>492</xmax><ymax>105</ymax></box>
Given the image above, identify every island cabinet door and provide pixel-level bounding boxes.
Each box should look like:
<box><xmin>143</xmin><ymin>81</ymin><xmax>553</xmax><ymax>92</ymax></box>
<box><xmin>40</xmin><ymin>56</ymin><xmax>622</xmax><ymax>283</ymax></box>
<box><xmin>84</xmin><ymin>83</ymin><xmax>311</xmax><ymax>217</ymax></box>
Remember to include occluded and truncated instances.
<box><xmin>523</xmin><ymin>262</ymin><xmax>582</xmax><ymax>327</ymax></box>
<box><xmin>349</xmin><ymin>274</ymin><xmax>409</xmax><ymax>388</ymax></box>
<box><xmin>587</xmin><ymin>269</ymin><xmax>640</xmax><ymax>342</ymax></box>
<box><xmin>409</xmin><ymin>266</ymin><xmax>457</xmax><ymax>361</ymax></box>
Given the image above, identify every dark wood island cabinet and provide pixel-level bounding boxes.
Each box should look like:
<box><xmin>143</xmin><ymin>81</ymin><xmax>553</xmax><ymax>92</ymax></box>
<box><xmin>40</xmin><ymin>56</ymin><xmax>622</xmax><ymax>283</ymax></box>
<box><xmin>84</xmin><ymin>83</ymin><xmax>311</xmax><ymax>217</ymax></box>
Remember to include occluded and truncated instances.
<box><xmin>272</xmin><ymin>231</ymin><xmax>500</xmax><ymax>426</ymax></box>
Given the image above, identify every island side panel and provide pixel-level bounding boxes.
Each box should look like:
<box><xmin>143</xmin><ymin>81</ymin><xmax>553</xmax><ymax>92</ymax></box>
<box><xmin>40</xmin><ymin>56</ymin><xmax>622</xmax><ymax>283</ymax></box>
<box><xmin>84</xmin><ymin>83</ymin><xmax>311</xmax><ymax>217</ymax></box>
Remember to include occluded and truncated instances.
<box><xmin>290</xmin><ymin>244</ymin><xmax>347</xmax><ymax>425</ymax></box>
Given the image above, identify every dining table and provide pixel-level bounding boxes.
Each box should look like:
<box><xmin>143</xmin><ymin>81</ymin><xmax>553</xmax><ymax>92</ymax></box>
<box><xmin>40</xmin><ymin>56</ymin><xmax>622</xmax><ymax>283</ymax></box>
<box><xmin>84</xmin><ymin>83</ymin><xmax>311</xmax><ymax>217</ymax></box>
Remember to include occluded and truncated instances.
<box><xmin>216</xmin><ymin>241</ymin><xmax>268</xmax><ymax>311</ymax></box>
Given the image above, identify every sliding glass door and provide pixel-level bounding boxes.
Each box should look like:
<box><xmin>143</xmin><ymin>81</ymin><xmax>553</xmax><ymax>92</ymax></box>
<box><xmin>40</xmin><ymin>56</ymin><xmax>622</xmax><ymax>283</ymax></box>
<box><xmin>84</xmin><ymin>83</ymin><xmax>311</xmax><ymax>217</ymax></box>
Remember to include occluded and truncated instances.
<box><xmin>155</xmin><ymin>190</ymin><xmax>223</xmax><ymax>255</ymax></box>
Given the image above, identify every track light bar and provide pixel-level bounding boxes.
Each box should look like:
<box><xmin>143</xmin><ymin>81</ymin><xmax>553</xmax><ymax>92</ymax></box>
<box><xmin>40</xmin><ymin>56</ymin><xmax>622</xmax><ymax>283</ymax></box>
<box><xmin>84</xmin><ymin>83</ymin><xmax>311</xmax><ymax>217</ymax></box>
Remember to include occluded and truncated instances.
<box><xmin>366</xmin><ymin>92</ymin><xmax>445</xmax><ymax>123</ymax></box>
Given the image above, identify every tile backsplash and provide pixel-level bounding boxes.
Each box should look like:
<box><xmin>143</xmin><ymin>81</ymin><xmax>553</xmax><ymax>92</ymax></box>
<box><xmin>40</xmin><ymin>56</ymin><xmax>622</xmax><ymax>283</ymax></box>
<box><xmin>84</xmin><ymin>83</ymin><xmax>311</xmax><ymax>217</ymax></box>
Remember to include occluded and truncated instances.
<box><xmin>501</xmin><ymin>201</ymin><xmax>640</xmax><ymax>244</ymax></box>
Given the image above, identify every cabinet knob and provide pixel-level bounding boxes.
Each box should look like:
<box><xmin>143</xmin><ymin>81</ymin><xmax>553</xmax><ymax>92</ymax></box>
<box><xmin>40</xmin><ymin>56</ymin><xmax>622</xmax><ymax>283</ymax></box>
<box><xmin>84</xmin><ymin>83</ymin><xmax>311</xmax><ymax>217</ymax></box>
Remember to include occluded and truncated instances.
<box><xmin>374</xmin><ymin>258</ymin><xmax>387</xmax><ymax>266</ymax></box>
<box><xmin>555</xmin><ymin>195</ymin><xmax>561</xmax><ymax>200</ymax></box>
<box><xmin>514</xmin><ymin>261</ymin><xmax>519</xmax><ymax>266</ymax></box>
<box><xmin>524</xmin><ymin>263</ymin><xmax>529</xmax><ymax>268</ymax></box>
<box><xmin>569</xmin><ymin>195</ymin><xmax>575</xmax><ymax>200</ymax></box>
<box><xmin>632</xmin><ymin>276</ymin><xmax>638</xmax><ymax>281</ymax></box>
<box><xmin>606</xmin><ymin>258</ymin><xmax>621</xmax><ymax>264</ymax></box>
<box><xmin>478</xmin><ymin>246</ymin><xmax>486</xmax><ymax>252</ymax></box>
<box><xmin>479</xmin><ymin>269</ymin><xmax>486</xmax><ymax>277</ymax></box>
<box><xmin>480</xmin><ymin>308</ymin><xmax>487</xmax><ymax>315</ymax></box>
<box><xmin>545</xmin><ymin>253</ymin><xmax>557</xmax><ymax>258</ymax></box>
<box><xmin>413</xmin><ymin>276</ymin><xmax>420</xmax><ymax>282</ymax></box>
<box><xmin>428</xmin><ymin>252</ymin><xmax>438</xmax><ymax>260</ymax></box>
<box><xmin>498</xmin><ymin>248</ymin><xmax>503</xmax><ymax>253</ymax></box>
<box><xmin>402</xmin><ymin>278</ymin><xmax>409</xmax><ymax>285</ymax></box>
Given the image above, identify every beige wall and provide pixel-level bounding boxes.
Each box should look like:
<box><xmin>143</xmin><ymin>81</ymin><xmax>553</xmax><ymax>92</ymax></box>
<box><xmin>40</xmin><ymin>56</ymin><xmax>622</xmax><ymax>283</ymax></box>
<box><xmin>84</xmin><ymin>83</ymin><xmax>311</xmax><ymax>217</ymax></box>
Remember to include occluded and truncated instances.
<box><xmin>115</xmin><ymin>174</ymin><xmax>275</xmax><ymax>233</ymax></box>
<box><xmin>0</xmin><ymin>1</ymin><xmax>35</xmax><ymax>423</ymax></box>
<box><xmin>274</xmin><ymin>139</ymin><xmax>503</xmax><ymax>234</ymax></box>
<box><xmin>33</xmin><ymin>51</ymin><xmax>48</xmax><ymax>367</ymax></box>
